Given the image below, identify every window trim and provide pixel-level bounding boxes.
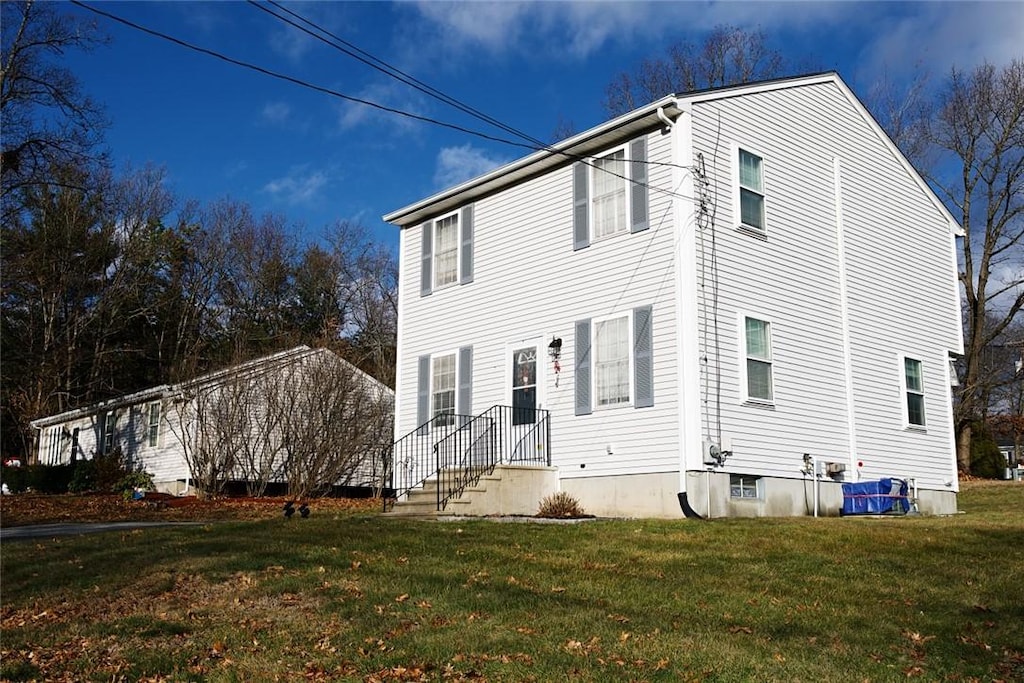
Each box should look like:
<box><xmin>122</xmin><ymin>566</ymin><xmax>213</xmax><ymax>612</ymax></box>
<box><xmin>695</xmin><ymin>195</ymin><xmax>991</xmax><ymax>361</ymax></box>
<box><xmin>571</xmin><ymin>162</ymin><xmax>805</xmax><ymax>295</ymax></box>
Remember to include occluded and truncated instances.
<box><xmin>900</xmin><ymin>354</ymin><xmax>926</xmax><ymax>429</ymax></box>
<box><xmin>589</xmin><ymin>144</ymin><xmax>630</xmax><ymax>242</ymax></box>
<box><xmin>740</xmin><ymin>314</ymin><xmax>775</xmax><ymax>405</ymax></box>
<box><xmin>592</xmin><ymin>312</ymin><xmax>635</xmax><ymax>409</ymax></box>
<box><xmin>431</xmin><ymin>209</ymin><xmax>461</xmax><ymax>290</ymax></box>
<box><xmin>733</xmin><ymin>143</ymin><xmax>768</xmax><ymax>236</ymax></box>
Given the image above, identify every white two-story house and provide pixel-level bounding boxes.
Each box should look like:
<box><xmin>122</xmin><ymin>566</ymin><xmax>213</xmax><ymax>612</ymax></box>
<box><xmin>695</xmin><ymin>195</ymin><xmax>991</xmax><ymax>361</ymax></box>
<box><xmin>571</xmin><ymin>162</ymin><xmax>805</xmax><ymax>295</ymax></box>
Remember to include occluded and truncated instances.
<box><xmin>383</xmin><ymin>72</ymin><xmax>963</xmax><ymax>518</ymax></box>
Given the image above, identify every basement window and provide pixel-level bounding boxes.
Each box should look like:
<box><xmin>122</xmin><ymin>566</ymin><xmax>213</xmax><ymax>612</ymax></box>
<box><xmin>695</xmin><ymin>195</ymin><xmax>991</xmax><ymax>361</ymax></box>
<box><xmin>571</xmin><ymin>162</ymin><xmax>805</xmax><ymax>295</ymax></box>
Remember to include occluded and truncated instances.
<box><xmin>730</xmin><ymin>474</ymin><xmax>762</xmax><ymax>499</ymax></box>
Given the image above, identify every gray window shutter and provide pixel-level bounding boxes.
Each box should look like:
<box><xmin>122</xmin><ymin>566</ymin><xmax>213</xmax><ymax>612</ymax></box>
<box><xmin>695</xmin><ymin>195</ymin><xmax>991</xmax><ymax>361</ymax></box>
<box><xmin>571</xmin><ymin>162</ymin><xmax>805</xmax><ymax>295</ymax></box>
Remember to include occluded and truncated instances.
<box><xmin>575</xmin><ymin>319</ymin><xmax>592</xmax><ymax>415</ymax></box>
<box><xmin>573</xmin><ymin>162</ymin><xmax>589</xmax><ymax>250</ymax></box>
<box><xmin>458</xmin><ymin>346</ymin><xmax>473</xmax><ymax>422</ymax></box>
<box><xmin>633</xmin><ymin>305</ymin><xmax>654</xmax><ymax>408</ymax></box>
<box><xmin>630</xmin><ymin>137</ymin><xmax>649</xmax><ymax>233</ymax></box>
<box><xmin>416</xmin><ymin>355</ymin><xmax>430</xmax><ymax>434</ymax></box>
<box><xmin>460</xmin><ymin>205</ymin><xmax>474</xmax><ymax>284</ymax></box>
<box><xmin>420</xmin><ymin>221</ymin><xmax>433</xmax><ymax>296</ymax></box>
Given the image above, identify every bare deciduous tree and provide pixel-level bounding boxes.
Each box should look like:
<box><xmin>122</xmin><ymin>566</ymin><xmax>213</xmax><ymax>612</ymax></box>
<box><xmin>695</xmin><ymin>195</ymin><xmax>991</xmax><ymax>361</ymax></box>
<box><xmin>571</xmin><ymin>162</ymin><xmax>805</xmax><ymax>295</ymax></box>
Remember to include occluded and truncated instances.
<box><xmin>926</xmin><ymin>60</ymin><xmax>1024</xmax><ymax>471</ymax></box>
<box><xmin>275</xmin><ymin>350</ymin><xmax>392</xmax><ymax>499</ymax></box>
<box><xmin>1</xmin><ymin>0</ymin><xmax>108</xmax><ymax>221</ymax></box>
<box><xmin>603</xmin><ymin>25</ymin><xmax>787</xmax><ymax>117</ymax></box>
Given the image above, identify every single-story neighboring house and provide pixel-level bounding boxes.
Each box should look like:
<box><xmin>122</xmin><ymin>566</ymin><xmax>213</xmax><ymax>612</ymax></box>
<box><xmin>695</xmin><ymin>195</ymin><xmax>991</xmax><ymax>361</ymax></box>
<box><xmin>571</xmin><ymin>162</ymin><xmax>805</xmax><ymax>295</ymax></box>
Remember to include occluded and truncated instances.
<box><xmin>31</xmin><ymin>346</ymin><xmax>394</xmax><ymax>496</ymax></box>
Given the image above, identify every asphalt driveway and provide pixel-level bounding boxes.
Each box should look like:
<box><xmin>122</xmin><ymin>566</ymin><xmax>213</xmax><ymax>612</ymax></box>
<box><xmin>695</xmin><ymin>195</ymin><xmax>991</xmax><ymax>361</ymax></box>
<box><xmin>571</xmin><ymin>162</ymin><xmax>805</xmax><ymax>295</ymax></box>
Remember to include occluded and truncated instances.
<box><xmin>1</xmin><ymin>521</ymin><xmax>203</xmax><ymax>541</ymax></box>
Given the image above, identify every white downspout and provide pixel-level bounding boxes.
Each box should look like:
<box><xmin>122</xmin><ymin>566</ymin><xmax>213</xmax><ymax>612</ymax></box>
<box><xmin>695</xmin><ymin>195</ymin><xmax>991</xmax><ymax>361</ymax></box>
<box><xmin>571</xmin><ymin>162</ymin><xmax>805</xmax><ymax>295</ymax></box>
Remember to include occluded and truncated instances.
<box><xmin>670</xmin><ymin>100</ymin><xmax>704</xmax><ymax>517</ymax></box>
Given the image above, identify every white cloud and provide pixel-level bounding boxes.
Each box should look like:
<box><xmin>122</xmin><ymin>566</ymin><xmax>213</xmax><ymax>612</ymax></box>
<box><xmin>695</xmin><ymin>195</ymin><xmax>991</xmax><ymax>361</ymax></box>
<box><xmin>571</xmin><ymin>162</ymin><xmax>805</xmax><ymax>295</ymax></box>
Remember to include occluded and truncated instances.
<box><xmin>263</xmin><ymin>167</ymin><xmax>329</xmax><ymax>205</ymax></box>
<box><xmin>336</xmin><ymin>81</ymin><xmax>426</xmax><ymax>133</ymax></box>
<box><xmin>434</xmin><ymin>144</ymin><xmax>509</xmax><ymax>189</ymax></box>
<box><xmin>261</xmin><ymin>101</ymin><xmax>292</xmax><ymax>125</ymax></box>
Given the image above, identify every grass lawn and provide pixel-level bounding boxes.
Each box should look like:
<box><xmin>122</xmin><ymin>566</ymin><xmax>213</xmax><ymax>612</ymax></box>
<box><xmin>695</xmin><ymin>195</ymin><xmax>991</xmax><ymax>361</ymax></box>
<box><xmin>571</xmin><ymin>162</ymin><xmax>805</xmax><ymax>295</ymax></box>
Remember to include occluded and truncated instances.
<box><xmin>2</xmin><ymin>481</ymin><xmax>1022</xmax><ymax>682</ymax></box>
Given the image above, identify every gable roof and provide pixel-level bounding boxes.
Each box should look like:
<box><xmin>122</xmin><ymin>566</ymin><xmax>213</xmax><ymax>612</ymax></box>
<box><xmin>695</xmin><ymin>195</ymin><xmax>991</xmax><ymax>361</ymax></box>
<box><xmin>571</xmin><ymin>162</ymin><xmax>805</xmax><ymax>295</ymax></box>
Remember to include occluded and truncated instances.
<box><xmin>383</xmin><ymin>71</ymin><xmax>959</xmax><ymax>236</ymax></box>
<box><xmin>30</xmin><ymin>346</ymin><xmax>391</xmax><ymax>429</ymax></box>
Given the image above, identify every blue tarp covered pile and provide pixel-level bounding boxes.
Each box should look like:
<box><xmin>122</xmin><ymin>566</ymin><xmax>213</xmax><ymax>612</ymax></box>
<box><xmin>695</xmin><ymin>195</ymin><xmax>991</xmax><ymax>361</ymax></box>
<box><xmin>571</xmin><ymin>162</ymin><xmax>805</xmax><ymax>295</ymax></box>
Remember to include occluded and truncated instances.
<box><xmin>841</xmin><ymin>478</ymin><xmax>909</xmax><ymax>515</ymax></box>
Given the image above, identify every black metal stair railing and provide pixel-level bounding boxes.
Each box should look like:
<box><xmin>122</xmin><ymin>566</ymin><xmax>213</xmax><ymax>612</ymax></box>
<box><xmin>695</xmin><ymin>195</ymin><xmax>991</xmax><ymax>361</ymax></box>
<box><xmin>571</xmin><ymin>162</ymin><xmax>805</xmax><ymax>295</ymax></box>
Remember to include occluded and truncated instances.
<box><xmin>384</xmin><ymin>405</ymin><xmax>552</xmax><ymax>512</ymax></box>
<box><xmin>433</xmin><ymin>405</ymin><xmax>550</xmax><ymax>511</ymax></box>
<box><xmin>383</xmin><ymin>413</ymin><xmax>472</xmax><ymax>511</ymax></box>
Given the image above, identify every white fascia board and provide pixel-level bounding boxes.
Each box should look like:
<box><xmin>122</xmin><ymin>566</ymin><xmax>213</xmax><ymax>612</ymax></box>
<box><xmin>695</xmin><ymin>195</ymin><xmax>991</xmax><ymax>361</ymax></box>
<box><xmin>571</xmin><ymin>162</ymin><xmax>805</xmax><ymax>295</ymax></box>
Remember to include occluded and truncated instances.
<box><xmin>383</xmin><ymin>95</ymin><xmax>683</xmax><ymax>227</ymax></box>
<box><xmin>30</xmin><ymin>384</ymin><xmax>173</xmax><ymax>429</ymax></box>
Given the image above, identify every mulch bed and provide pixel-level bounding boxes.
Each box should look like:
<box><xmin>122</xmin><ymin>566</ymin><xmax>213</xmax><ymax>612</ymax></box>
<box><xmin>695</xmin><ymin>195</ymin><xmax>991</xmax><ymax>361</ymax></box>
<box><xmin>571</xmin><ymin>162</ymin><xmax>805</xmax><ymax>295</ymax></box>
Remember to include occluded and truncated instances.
<box><xmin>0</xmin><ymin>492</ymin><xmax>382</xmax><ymax>528</ymax></box>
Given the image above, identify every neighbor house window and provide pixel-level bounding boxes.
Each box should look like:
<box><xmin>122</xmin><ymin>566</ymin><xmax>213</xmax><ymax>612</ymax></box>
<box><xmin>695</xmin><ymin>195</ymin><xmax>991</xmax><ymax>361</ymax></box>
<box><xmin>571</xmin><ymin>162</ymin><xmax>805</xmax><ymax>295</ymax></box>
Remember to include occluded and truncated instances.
<box><xmin>45</xmin><ymin>426</ymin><xmax>62</xmax><ymax>464</ymax></box>
<box><xmin>730</xmin><ymin>474</ymin><xmax>761</xmax><ymax>499</ymax></box>
<box><xmin>738</xmin><ymin>148</ymin><xmax>765</xmax><ymax>232</ymax></box>
<box><xmin>431</xmin><ymin>353</ymin><xmax>456</xmax><ymax>426</ymax></box>
<box><xmin>744</xmin><ymin>317</ymin><xmax>774</xmax><ymax>402</ymax></box>
<box><xmin>594</xmin><ymin>315</ymin><xmax>631</xmax><ymax>406</ymax></box>
<box><xmin>101</xmin><ymin>411</ymin><xmax>118</xmax><ymax>454</ymax></box>
<box><xmin>147</xmin><ymin>402</ymin><xmax>161</xmax><ymax>447</ymax></box>
<box><xmin>903</xmin><ymin>357</ymin><xmax>926</xmax><ymax>427</ymax></box>
<box><xmin>433</xmin><ymin>213</ymin><xmax>459</xmax><ymax>289</ymax></box>
<box><xmin>592</xmin><ymin>148</ymin><xmax>627</xmax><ymax>239</ymax></box>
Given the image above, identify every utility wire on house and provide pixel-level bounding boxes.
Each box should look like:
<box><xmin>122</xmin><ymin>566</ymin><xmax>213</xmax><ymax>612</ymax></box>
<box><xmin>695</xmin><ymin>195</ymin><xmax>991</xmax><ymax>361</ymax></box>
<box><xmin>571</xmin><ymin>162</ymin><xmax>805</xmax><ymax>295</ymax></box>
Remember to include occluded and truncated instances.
<box><xmin>70</xmin><ymin>0</ymin><xmax>698</xmax><ymax>204</ymax></box>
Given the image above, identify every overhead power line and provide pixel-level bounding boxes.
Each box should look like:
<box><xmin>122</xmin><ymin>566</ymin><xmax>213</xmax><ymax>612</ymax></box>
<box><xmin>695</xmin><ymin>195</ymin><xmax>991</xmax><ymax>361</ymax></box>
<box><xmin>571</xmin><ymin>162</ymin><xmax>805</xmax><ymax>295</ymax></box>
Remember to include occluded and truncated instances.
<box><xmin>69</xmin><ymin>0</ymin><xmax>697</xmax><ymax>203</ymax></box>
<box><xmin>69</xmin><ymin>0</ymin><xmax>537</xmax><ymax>152</ymax></box>
<box><xmin>248</xmin><ymin>0</ymin><xmax>552</xmax><ymax>153</ymax></box>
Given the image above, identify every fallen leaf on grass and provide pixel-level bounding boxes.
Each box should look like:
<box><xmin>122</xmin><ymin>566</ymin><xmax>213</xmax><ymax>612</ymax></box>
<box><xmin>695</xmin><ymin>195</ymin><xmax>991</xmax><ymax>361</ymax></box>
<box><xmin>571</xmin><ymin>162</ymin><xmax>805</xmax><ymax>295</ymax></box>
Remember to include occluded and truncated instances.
<box><xmin>395</xmin><ymin>593</ymin><xmax>409</xmax><ymax>603</ymax></box>
<box><xmin>728</xmin><ymin>625</ymin><xmax>753</xmax><ymax>634</ymax></box>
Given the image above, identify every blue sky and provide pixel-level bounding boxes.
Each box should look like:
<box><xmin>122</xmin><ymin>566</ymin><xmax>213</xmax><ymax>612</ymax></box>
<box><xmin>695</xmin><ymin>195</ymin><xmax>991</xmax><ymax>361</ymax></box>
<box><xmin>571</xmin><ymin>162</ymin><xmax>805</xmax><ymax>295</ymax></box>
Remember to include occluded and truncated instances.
<box><xmin>66</xmin><ymin>1</ymin><xmax>1023</xmax><ymax>252</ymax></box>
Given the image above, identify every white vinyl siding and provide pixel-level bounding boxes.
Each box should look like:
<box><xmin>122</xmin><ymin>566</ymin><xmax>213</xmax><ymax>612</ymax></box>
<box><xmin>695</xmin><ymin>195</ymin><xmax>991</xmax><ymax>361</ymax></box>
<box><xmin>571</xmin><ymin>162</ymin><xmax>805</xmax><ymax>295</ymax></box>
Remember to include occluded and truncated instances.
<box><xmin>433</xmin><ymin>213</ymin><xmax>459</xmax><ymax>288</ymax></box>
<box><xmin>594</xmin><ymin>315</ymin><xmax>630</xmax><ymax>406</ymax></box>
<box><xmin>395</xmin><ymin>128</ymin><xmax>679</xmax><ymax>481</ymax></box>
<box><xmin>902</xmin><ymin>356</ymin><xmax>926</xmax><ymax>427</ymax></box>
<box><xmin>691</xmin><ymin>79</ymin><xmax>960</xmax><ymax>491</ymax></box>
<box><xmin>592</xmin><ymin>148</ymin><xmax>627</xmax><ymax>239</ymax></box>
<box><xmin>743</xmin><ymin>317</ymin><xmax>773</xmax><ymax>403</ymax></box>
<box><xmin>431</xmin><ymin>353</ymin><xmax>456</xmax><ymax>425</ymax></box>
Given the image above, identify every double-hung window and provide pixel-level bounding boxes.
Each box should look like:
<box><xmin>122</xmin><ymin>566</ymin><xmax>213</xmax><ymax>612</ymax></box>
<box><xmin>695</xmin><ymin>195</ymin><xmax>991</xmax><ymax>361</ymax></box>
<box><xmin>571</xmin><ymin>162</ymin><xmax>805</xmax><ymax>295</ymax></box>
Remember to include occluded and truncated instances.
<box><xmin>433</xmin><ymin>213</ymin><xmax>459</xmax><ymax>289</ymax></box>
<box><xmin>902</xmin><ymin>357</ymin><xmax>926</xmax><ymax>427</ymax></box>
<box><xmin>592</xmin><ymin>149</ymin><xmax>627</xmax><ymax>239</ymax></box>
<box><xmin>574</xmin><ymin>305</ymin><xmax>654</xmax><ymax>415</ymax></box>
<box><xmin>431</xmin><ymin>353</ymin><xmax>457</xmax><ymax>426</ymax></box>
<box><xmin>573</xmin><ymin>137</ymin><xmax>648</xmax><ymax>250</ymax></box>
<box><xmin>147</xmin><ymin>401</ymin><xmax>161</xmax><ymax>447</ymax></box>
<box><xmin>420</xmin><ymin>206</ymin><xmax>474</xmax><ymax>296</ymax></box>
<box><xmin>101</xmin><ymin>411</ymin><xmax>118</xmax><ymax>454</ymax></box>
<box><xmin>594</xmin><ymin>315</ymin><xmax>631</xmax><ymax>406</ymax></box>
<box><xmin>744</xmin><ymin>317</ymin><xmax>774</xmax><ymax>402</ymax></box>
<box><xmin>738</xmin><ymin>147</ymin><xmax>766</xmax><ymax>233</ymax></box>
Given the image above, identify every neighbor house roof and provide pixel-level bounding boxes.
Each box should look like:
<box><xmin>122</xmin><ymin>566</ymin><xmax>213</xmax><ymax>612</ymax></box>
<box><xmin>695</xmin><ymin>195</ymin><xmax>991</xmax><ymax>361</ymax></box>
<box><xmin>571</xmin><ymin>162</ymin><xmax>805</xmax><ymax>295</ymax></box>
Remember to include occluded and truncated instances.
<box><xmin>30</xmin><ymin>346</ymin><xmax>390</xmax><ymax>430</ymax></box>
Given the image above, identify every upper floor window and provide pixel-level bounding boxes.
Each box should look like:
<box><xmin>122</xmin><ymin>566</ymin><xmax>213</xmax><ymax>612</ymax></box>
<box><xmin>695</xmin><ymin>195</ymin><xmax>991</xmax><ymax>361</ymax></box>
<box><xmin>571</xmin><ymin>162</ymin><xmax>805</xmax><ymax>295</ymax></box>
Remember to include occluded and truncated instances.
<box><xmin>420</xmin><ymin>205</ymin><xmax>474</xmax><ymax>297</ymax></box>
<box><xmin>737</xmin><ymin>147</ymin><xmax>766</xmax><ymax>233</ymax></box>
<box><xmin>573</xmin><ymin>137</ymin><xmax>649</xmax><ymax>250</ymax></box>
<box><xmin>902</xmin><ymin>357</ymin><xmax>926</xmax><ymax>427</ymax></box>
<box><xmin>592</xmin><ymin>149</ymin><xmax>627</xmax><ymax>239</ymax></box>
<box><xmin>433</xmin><ymin>213</ymin><xmax>459</xmax><ymax>289</ymax></box>
<box><xmin>147</xmin><ymin>401</ymin><xmax>161</xmax><ymax>447</ymax></box>
<box><xmin>744</xmin><ymin>316</ymin><xmax>774</xmax><ymax>403</ymax></box>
